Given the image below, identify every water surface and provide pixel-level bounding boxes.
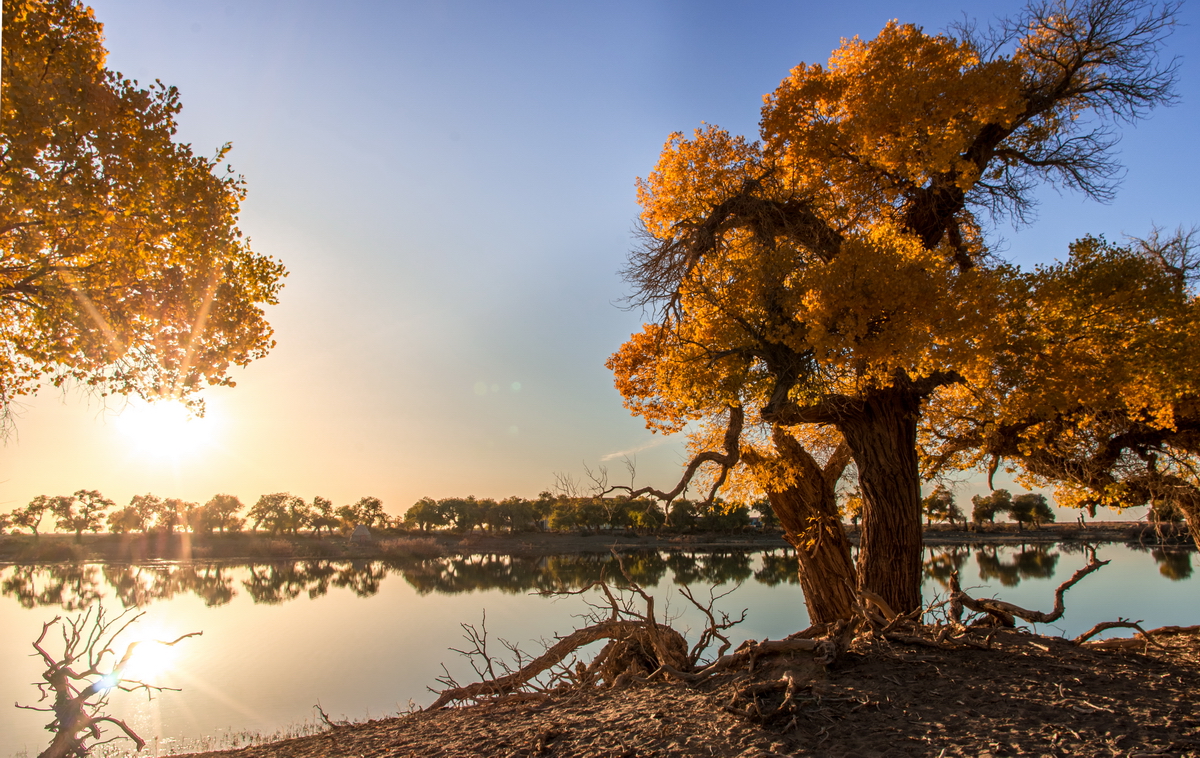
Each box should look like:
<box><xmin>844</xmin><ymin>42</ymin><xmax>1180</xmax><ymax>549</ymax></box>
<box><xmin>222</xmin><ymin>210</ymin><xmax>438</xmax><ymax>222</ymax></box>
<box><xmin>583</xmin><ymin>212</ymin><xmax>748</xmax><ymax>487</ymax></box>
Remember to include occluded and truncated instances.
<box><xmin>1</xmin><ymin>543</ymin><xmax>1194</xmax><ymax>756</ymax></box>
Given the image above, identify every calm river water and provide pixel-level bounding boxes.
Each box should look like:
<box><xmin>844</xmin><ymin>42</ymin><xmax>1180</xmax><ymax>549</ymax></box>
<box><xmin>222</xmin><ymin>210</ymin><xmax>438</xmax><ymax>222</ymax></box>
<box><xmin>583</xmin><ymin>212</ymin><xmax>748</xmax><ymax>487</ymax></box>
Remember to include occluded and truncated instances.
<box><xmin>2</xmin><ymin>542</ymin><xmax>1196</xmax><ymax>756</ymax></box>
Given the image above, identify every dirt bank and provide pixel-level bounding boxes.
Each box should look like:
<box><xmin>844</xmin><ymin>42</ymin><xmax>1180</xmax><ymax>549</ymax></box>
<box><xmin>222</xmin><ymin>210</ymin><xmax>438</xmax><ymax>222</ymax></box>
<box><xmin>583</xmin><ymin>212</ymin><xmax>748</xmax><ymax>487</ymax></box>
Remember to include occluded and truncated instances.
<box><xmin>180</xmin><ymin>627</ymin><xmax>1200</xmax><ymax>757</ymax></box>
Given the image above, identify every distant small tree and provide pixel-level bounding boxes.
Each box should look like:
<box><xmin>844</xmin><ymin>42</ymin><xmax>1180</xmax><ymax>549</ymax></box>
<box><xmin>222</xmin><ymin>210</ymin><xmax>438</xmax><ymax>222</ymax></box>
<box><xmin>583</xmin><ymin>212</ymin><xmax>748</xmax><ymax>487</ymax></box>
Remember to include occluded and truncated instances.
<box><xmin>439</xmin><ymin>497</ymin><xmax>484</xmax><ymax>532</ymax></box>
<box><xmin>628</xmin><ymin>498</ymin><xmax>665</xmax><ymax>530</ymax></box>
<box><xmin>840</xmin><ymin>491</ymin><xmax>864</xmax><ymax>528</ymax></box>
<box><xmin>404</xmin><ymin>497</ymin><xmax>445</xmax><ymax>532</ymax></box>
<box><xmin>497</xmin><ymin>496</ymin><xmax>539</xmax><ymax>532</ymax></box>
<box><xmin>752</xmin><ymin>498</ymin><xmax>779</xmax><ymax>530</ymax></box>
<box><xmin>548</xmin><ymin>498</ymin><xmax>580</xmax><ymax>530</ymax></box>
<box><xmin>666</xmin><ymin>499</ymin><xmax>697</xmax><ymax>530</ymax></box>
<box><xmin>352</xmin><ymin>496</ymin><xmax>388</xmax><ymax>530</ymax></box>
<box><xmin>697</xmin><ymin>501</ymin><xmax>750</xmax><ymax>531</ymax></box>
<box><xmin>248</xmin><ymin>493</ymin><xmax>292</xmax><ymax>534</ymax></box>
<box><xmin>531</xmin><ymin>491</ymin><xmax>557</xmax><ymax>530</ymax></box>
<box><xmin>284</xmin><ymin>496</ymin><xmax>312</xmax><ymax>534</ymax></box>
<box><xmin>971</xmin><ymin>489</ymin><xmax>1012</xmax><ymax>524</ymax></box>
<box><xmin>1010</xmin><ymin>493</ymin><xmax>1056</xmax><ymax>530</ymax></box>
<box><xmin>129</xmin><ymin>494</ymin><xmax>164</xmax><ymax>534</ymax></box>
<box><xmin>576</xmin><ymin>498</ymin><xmax>609</xmax><ymax>530</ymax></box>
<box><xmin>106</xmin><ymin>507</ymin><xmax>142</xmax><ymax>534</ymax></box>
<box><xmin>53</xmin><ymin>491</ymin><xmax>114</xmax><ymax>543</ymax></box>
<box><xmin>309</xmin><ymin>496</ymin><xmax>339</xmax><ymax>536</ymax></box>
<box><xmin>476</xmin><ymin>498</ymin><xmax>502</xmax><ymax>531</ymax></box>
<box><xmin>0</xmin><ymin>511</ymin><xmax>10</xmax><ymax>534</ymax></box>
<box><xmin>922</xmin><ymin>485</ymin><xmax>963</xmax><ymax>527</ymax></box>
<box><xmin>12</xmin><ymin>496</ymin><xmax>53</xmax><ymax>538</ymax></box>
<box><xmin>196</xmin><ymin>494</ymin><xmax>245</xmax><ymax>534</ymax></box>
<box><xmin>162</xmin><ymin>499</ymin><xmax>198</xmax><ymax>534</ymax></box>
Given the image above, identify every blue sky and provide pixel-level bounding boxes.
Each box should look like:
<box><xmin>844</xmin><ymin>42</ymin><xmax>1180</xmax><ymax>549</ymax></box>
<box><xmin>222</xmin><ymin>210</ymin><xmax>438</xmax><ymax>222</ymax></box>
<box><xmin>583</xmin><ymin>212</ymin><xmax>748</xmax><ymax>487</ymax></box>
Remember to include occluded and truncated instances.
<box><xmin>3</xmin><ymin>0</ymin><xmax>1198</xmax><ymax>517</ymax></box>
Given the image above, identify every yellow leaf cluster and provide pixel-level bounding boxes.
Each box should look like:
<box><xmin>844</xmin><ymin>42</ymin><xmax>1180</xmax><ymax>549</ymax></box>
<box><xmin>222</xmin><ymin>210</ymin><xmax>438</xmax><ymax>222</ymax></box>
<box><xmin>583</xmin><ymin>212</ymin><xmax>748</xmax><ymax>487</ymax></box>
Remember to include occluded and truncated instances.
<box><xmin>762</xmin><ymin>22</ymin><xmax>1024</xmax><ymax>211</ymax></box>
<box><xmin>0</xmin><ymin>0</ymin><xmax>286</xmax><ymax>419</ymax></box>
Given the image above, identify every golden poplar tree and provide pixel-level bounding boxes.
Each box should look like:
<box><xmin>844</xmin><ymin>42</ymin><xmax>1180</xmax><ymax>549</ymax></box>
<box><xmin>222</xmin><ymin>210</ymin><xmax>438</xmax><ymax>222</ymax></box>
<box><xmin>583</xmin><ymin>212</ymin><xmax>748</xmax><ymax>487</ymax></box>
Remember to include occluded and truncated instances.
<box><xmin>0</xmin><ymin>0</ymin><xmax>285</xmax><ymax>427</ymax></box>
<box><xmin>609</xmin><ymin>0</ymin><xmax>1180</xmax><ymax>617</ymax></box>
<box><xmin>923</xmin><ymin>231</ymin><xmax>1200</xmax><ymax>549</ymax></box>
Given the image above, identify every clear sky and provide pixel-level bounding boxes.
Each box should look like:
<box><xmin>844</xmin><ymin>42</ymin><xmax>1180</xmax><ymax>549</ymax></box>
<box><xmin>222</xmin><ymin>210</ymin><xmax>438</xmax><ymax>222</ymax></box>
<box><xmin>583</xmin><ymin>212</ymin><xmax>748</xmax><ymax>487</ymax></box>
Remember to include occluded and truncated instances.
<box><xmin>2</xmin><ymin>0</ymin><xmax>1198</xmax><ymax>518</ymax></box>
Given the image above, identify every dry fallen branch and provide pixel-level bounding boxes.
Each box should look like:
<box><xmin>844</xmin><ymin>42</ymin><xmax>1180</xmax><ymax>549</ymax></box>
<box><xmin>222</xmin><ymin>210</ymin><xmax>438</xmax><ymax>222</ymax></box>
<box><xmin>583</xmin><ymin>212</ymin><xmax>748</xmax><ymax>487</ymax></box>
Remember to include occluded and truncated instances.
<box><xmin>428</xmin><ymin>554</ymin><xmax>837</xmax><ymax>710</ymax></box>
<box><xmin>949</xmin><ymin>549</ymin><xmax>1109</xmax><ymax>627</ymax></box>
<box><xmin>16</xmin><ymin>606</ymin><xmax>201</xmax><ymax>758</ymax></box>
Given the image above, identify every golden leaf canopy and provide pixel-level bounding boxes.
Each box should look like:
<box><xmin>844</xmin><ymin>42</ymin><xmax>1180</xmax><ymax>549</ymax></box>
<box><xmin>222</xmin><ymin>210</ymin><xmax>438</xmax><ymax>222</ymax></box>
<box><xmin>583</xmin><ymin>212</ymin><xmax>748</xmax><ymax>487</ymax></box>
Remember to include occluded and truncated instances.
<box><xmin>0</xmin><ymin>0</ymin><xmax>286</xmax><ymax>422</ymax></box>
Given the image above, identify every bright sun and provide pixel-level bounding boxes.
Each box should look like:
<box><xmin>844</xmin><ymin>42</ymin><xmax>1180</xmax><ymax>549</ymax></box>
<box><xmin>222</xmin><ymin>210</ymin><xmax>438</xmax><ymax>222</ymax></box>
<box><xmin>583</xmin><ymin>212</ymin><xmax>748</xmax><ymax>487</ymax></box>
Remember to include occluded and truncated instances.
<box><xmin>113</xmin><ymin>400</ymin><xmax>219</xmax><ymax>460</ymax></box>
<box><xmin>121</xmin><ymin>633</ymin><xmax>183</xmax><ymax>682</ymax></box>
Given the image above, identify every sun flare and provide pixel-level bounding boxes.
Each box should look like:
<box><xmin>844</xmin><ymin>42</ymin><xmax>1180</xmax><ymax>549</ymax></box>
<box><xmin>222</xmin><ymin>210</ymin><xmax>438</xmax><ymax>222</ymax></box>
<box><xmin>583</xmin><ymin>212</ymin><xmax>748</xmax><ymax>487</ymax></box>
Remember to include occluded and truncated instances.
<box><xmin>121</xmin><ymin>633</ymin><xmax>183</xmax><ymax>682</ymax></box>
<box><xmin>113</xmin><ymin>399</ymin><xmax>219</xmax><ymax>460</ymax></box>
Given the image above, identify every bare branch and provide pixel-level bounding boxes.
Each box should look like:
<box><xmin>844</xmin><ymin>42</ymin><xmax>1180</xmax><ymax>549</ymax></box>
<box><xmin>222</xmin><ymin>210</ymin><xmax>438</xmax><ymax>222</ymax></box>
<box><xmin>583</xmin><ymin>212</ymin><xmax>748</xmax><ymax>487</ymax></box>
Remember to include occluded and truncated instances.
<box><xmin>606</xmin><ymin>405</ymin><xmax>744</xmax><ymax>505</ymax></box>
<box><xmin>949</xmin><ymin>549</ymin><xmax>1108</xmax><ymax>626</ymax></box>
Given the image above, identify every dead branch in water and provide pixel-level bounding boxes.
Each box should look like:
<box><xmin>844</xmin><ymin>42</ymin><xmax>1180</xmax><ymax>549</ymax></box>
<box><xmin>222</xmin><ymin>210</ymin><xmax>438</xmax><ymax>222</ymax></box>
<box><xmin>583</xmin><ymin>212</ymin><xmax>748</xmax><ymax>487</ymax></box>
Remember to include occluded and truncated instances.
<box><xmin>949</xmin><ymin>548</ymin><xmax>1109</xmax><ymax>627</ymax></box>
<box><xmin>16</xmin><ymin>606</ymin><xmax>201</xmax><ymax>758</ymax></box>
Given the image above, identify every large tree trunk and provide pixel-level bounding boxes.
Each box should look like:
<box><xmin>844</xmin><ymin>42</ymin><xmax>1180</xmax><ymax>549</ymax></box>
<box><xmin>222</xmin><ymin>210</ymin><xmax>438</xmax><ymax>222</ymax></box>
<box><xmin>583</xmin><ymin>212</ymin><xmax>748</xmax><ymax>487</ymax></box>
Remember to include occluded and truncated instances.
<box><xmin>839</xmin><ymin>387</ymin><xmax>924</xmax><ymax>614</ymax></box>
<box><xmin>1172</xmin><ymin>490</ymin><xmax>1200</xmax><ymax>551</ymax></box>
<box><xmin>747</xmin><ymin>429</ymin><xmax>857</xmax><ymax>624</ymax></box>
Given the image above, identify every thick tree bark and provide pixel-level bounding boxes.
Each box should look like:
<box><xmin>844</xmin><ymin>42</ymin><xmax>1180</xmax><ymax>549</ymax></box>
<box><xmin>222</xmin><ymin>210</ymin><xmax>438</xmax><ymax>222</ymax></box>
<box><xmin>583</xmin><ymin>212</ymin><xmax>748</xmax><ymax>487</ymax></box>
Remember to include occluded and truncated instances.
<box><xmin>838</xmin><ymin>387</ymin><xmax>925</xmax><ymax>615</ymax></box>
<box><xmin>747</xmin><ymin>430</ymin><xmax>857</xmax><ymax>624</ymax></box>
<box><xmin>1175</xmin><ymin>492</ymin><xmax>1200</xmax><ymax>552</ymax></box>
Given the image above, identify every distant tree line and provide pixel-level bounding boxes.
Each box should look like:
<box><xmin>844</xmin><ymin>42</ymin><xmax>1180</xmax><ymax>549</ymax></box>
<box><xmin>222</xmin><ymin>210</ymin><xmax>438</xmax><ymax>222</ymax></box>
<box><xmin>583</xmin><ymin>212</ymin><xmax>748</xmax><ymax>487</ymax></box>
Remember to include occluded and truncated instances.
<box><xmin>0</xmin><ymin>492</ymin><xmax>390</xmax><ymax>541</ymax></box>
<box><xmin>401</xmin><ymin>492</ymin><xmax>754</xmax><ymax>533</ymax></box>
<box><xmin>0</xmin><ymin>485</ymin><xmax>1078</xmax><ymax>541</ymax></box>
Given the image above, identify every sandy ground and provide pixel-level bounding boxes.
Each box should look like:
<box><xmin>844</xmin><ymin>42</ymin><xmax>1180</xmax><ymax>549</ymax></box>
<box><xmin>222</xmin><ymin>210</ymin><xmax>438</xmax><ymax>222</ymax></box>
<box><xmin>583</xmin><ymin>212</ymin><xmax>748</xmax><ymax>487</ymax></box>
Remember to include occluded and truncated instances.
<box><xmin>181</xmin><ymin>628</ymin><xmax>1200</xmax><ymax>758</ymax></box>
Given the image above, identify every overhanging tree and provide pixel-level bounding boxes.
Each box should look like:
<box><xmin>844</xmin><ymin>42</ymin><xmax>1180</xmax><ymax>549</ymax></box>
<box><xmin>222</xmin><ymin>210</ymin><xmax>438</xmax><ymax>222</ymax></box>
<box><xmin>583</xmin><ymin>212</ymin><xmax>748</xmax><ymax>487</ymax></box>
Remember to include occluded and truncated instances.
<box><xmin>922</xmin><ymin>232</ymin><xmax>1200</xmax><ymax>547</ymax></box>
<box><xmin>1</xmin><ymin>0</ymin><xmax>286</xmax><ymax>428</ymax></box>
<box><xmin>609</xmin><ymin>0</ymin><xmax>1180</xmax><ymax>616</ymax></box>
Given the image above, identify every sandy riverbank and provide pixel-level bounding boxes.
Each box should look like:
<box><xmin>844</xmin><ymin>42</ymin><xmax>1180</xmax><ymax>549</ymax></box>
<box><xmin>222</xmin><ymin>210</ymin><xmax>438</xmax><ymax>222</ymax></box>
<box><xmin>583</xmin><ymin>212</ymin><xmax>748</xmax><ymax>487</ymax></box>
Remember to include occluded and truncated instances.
<box><xmin>176</xmin><ymin>626</ymin><xmax>1200</xmax><ymax>757</ymax></box>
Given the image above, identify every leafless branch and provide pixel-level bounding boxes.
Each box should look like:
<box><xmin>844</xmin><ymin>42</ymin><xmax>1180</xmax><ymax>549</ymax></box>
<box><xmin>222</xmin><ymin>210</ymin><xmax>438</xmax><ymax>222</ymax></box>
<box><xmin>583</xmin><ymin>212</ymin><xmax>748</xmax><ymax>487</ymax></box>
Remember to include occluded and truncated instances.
<box><xmin>18</xmin><ymin>606</ymin><xmax>201</xmax><ymax>758</ymax></box>
<box><xmin>605</xmin><ymin>405</ymin><xmax>743</xmax><ymax>506</ymax></box>
<box><xmin>949</xmin><ymin>548</ymin><xmax>1108</xmax><ymax>626</ymax></box>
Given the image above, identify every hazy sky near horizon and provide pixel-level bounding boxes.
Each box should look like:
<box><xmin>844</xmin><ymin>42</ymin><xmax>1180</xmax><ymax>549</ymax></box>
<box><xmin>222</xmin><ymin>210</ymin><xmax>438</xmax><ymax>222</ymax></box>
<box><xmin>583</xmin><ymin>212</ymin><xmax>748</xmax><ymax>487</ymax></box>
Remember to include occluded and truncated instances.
<box><xmin>3</xmin><ymin>0</ymin><xmax>1198</xmax><ymax>517</ymax></box>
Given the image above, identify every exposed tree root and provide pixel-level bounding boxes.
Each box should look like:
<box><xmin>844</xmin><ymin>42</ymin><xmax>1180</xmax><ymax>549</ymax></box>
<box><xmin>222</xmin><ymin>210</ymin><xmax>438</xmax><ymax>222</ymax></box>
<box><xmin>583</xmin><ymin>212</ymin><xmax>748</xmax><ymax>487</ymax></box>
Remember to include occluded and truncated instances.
<box><xmin>428</xmin><ymin>618</ymin><xmax>688</xmax><ymax>709</ymax></box>
<box><xmin>429</xmin><ymin>547</ymin><xmax>1194</xmax><ymax>724</ymax></box>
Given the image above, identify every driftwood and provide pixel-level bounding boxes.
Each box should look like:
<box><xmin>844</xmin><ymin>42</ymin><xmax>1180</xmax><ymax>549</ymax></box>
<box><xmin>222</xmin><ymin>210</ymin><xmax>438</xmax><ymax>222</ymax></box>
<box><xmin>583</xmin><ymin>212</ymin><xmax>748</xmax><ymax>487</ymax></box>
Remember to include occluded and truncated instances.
<box><xmin>949</xmin><ymin>549</ymin><xmax>1108</xmax><ymax>627</ymax></box>
<box><xmin>17</xmin><ymin>606</ymin><xmax>200</xmax><ymax>758</ymax></box>
<box><xmin>429</xmin><ymin>551</ymin><xmax>839</xmax><ymax>710</ymax></box>
<box><xmin>428</xmin><ymin>618</ymin><xmax>686</xmax><ymax>709</ymax></box>
<box><xmin>1076</xmin><ymin>622</ymin><xmax>1200</xmax><ymax>650</ymax></box>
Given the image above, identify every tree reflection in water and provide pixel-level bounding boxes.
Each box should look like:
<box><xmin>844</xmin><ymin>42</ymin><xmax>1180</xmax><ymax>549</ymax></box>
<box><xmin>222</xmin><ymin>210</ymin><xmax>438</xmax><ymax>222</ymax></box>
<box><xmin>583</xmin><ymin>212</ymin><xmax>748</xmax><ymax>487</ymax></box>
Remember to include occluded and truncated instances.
<box><xmin>101</xmin><ymin>564</ymin><xmax>236</xmax><ymax>607</ymax></box>
<box><xmin>1151</xmin><ymin>548</ymin><xmax>1193</xmax><ymax>581</ymax></box>
<box><xmin>754</xmin><ymin>550</ymin><xmax>801</xmax><ymax>586</ymax></box>
<box><xmin>1</xmin><ymin>564</ymin><xmax>103</xmax><ymax>610</ymax></box>
<box><xmin>975</xmin><ymin>545</ymin><xmax>1060</xmax><ymax>586</ymax></box>
<box><xmin>922</xmin><ymin>547</ymin><xmax>971</xmax><ymax>589</ymax></box>
<box><xmin>0</xmin><ymin>544</ymin><xmax>1192</xmax><ymax>610</ymax></box>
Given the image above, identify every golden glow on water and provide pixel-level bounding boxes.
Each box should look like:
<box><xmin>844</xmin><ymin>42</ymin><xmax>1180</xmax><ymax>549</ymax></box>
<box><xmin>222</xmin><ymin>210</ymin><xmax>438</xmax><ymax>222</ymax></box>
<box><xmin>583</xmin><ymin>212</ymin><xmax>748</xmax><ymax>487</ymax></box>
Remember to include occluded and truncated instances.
<box><xmin>113</xmin><ymin>400</ymin><xmax>220</xmax><ymax>461</ymax></box>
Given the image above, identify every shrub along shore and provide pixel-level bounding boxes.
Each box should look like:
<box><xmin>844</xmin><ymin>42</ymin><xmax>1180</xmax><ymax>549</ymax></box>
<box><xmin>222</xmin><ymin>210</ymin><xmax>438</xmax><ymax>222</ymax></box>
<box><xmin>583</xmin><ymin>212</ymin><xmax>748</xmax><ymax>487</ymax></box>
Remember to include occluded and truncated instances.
<box><xmin>0</xmin><ymin>521</ymin><xmax>1189</xmax><ymax>564</ymax></box>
